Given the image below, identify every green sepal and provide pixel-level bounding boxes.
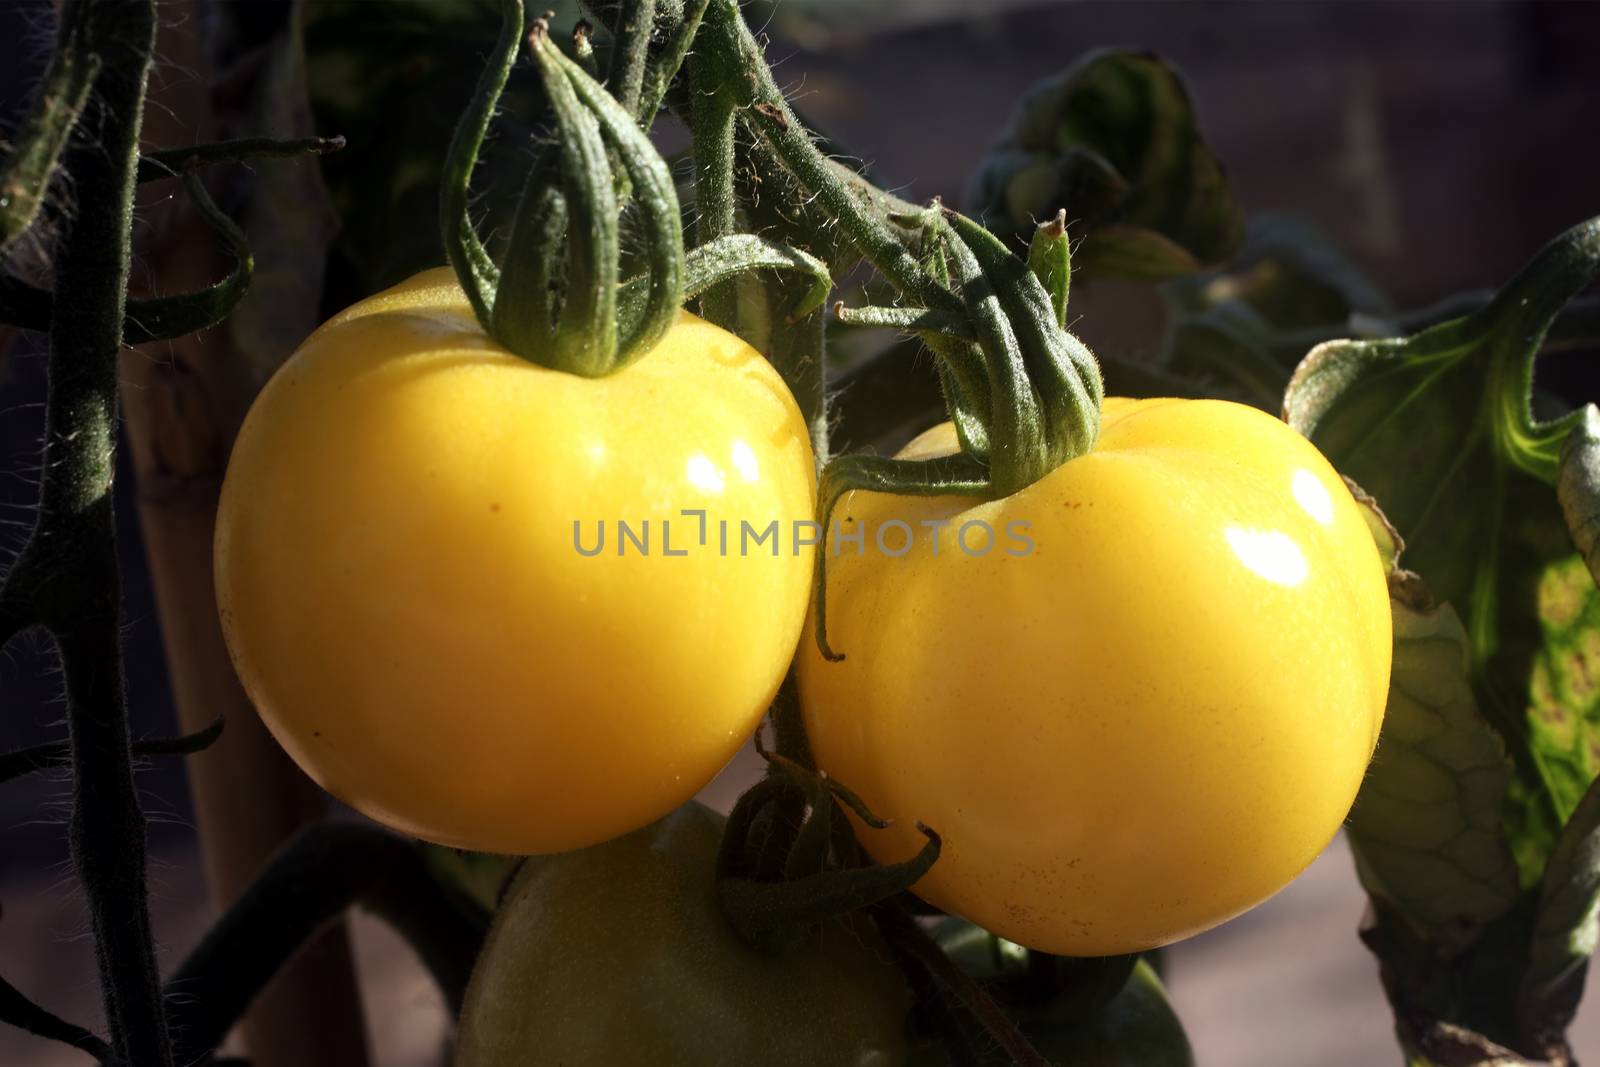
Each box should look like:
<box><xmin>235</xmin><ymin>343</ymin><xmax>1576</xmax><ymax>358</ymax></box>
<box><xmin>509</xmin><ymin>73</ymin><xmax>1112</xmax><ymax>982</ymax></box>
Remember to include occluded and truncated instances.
<box><xmin>545</xmin><ymin>26</ymin><xmax>684</xmax><ymax>364</ymax></box>
<box><xmin>438</xmin><ymin>0</ymin><xmax>523</xmax><ymax>325</ymax></box>
<box><xmin>715</xmin><ymin>750</ymin><xmax>942</xmax><ymax>956</ymax></box>
<box><xmin>1026</xmin><ymin>209</ymin><xmax>1070</xmax><ymax>329</ymax></box>
<box><xmin>945</xmin><ymin>209</ymin><xmax>1102</xmax><ymax>485</ymax></box>
<box><xmin>529</xmin><ymin>25</ymin><xmax>620</xmax><ymax>375</ymax></box>
<box><xmin>940</xmin><ymin>214</ymin><xmax>1048</xmax><ymax>498</ymax></box>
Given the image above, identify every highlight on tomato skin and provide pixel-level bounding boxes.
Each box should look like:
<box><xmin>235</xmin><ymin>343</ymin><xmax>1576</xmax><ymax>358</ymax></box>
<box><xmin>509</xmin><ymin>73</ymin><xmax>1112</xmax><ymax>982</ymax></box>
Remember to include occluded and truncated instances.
<box><xmin>799</xmin><ymin>397</ymin><xmax>1393</xmax><ymax>957</ymax></box>
<box><xmin>213</xmin><ymin>268</ymin><xmax>819</xmax><ymax>856</ymax></box>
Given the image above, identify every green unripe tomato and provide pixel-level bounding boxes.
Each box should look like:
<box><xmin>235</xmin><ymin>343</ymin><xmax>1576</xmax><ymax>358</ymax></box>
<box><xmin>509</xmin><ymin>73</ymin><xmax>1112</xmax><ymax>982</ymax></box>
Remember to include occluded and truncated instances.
<box><xmin>455</xmin><ymin>802</ymin><xmax>911</xmax><ymax>1067</ymax></box>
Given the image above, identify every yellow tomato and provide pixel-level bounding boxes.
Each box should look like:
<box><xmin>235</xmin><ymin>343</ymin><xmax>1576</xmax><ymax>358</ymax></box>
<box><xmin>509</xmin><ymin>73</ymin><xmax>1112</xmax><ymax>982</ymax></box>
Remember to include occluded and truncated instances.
<box><xmin>216</xmin><ymin>268</ymin><xmax>816</xmax><ymax>854</ymax></box>
<box><xmin>798</xmin><ymin>397</ymin><xmax>1391</xmax><ymax>955</ymax></box>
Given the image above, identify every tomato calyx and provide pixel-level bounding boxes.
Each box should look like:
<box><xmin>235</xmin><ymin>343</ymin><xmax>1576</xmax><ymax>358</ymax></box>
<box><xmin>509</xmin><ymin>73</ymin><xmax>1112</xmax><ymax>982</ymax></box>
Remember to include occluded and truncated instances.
<box><xmin>707</xmin><ymin>0</ymin><xmax>1108</xmax><ymax>658</ymax></box>
<box><xmin>441</xmin><ymin>0</ymin><xmax>831</xmax><ymax>378</ymax></box>
<box><xmin>808</xmin><ymin>209</ymin><xmax>1104</xmax><ymax>660</ymax></box>
<box><xmin>715</xmin><ymin>713</ymin><xmax>941</xmax><ymax>956</ymax></box>
<box><xmin>714</xmin><ymin>691</ymin><xmax>1058</xmax><ymax>1066</ymax></box>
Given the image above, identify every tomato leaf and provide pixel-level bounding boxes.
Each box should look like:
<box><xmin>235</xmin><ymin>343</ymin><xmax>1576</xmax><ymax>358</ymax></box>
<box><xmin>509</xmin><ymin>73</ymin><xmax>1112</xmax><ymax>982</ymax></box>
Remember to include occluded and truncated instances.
<box><xmin>968</xmin><ymin>50</ymin><xmax>1242</xmax><ymax>280</ymax></box>
<box><xmin>1285</xmin><ymin>217</ymin><xmax>1600</xmax><ymax>888</ymax></box>
<box><xmin>1287</xmin><ymin>217</ymin><xmax>1600</xmax><ymax>1063</ymax></box>
<box><xmin>1347</xmin><ymin>586</ymin><xmax>1521</xmax><ymax>947</ymax></box>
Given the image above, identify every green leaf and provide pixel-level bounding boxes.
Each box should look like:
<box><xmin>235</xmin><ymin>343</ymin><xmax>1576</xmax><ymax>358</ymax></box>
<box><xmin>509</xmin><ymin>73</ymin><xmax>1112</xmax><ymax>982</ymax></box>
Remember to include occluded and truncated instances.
<box><xmin>1347</xmin><ymin>587</ymin><xmax>1521</xmax><ymax>947</ymax></box>
<box><xmin>968</xmin><ymin>49</ymin><xmax>1242</xmax><ymax>281</ymax></box>
<box><xmin>1284</xmin><ymin>217</ymin><xmax>1600</xmax><ymax>886</ymax></box>
<box><xmin>1519</xmin><ymin>774</ymin><xmax>1600</xmax><ymax>1058</ymax></box>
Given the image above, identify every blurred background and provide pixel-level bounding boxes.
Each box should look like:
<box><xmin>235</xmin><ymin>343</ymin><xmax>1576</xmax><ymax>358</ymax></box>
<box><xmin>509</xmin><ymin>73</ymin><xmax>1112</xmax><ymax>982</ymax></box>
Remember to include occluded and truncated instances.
<box><xmin>3</xmin><ymin>0</ymin><xmax>1600</xmax><ymax>1063</ymax></box>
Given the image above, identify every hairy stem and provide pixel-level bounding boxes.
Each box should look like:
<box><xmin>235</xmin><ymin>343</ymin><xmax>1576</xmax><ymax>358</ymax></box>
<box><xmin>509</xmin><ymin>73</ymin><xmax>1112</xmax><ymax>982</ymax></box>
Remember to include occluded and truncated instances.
<box><xmin>606</xmin><ymin>0</ymin><xmax>656</xmax><ymax>120</ymax></box>
<box><xmin>688</xmin><ymin>42</ymin><xmax>739</xmax><ymax>330</ymax></box>
<box><xmin>0</xmin><ymin>1</ymin><xmax>171</xmax><ymax>1062</ymax></box>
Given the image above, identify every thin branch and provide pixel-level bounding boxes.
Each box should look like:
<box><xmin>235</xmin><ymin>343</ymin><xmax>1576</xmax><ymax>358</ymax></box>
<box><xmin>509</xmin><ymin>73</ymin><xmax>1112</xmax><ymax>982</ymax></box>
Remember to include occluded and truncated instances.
<box><xmin>164</xmin><ymin>822</ymin><xmax>484</xmax><ymax>1064</ymax></box>
<box><xmin>136</xmin><ymin>135</ymin><xmax>344</xmax><ymax>184</ymax></box>
<box><xmin>0</xmin><ymin>974</ymin><xmax>112</xmax><ymax>1062</ymax></box>
<box><xmin>8</xmin><ymin>0</ymin><xmax>173</xmax><ymax>1062</ymax></box>
<box><xmin>873</xmin><ymin>906</ymin><xmax>1052</xmax><ymax>1067</ymax></box>
<box><xmin>0</xmin><ymin>716</ymin><xmax>223</xmax><ymax>785</ymax></box>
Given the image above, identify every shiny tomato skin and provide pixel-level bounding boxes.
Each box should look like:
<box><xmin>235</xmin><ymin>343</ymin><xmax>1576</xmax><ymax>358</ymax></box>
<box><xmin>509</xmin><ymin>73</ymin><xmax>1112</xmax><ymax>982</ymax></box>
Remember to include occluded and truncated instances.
<box><xmin>799</xmin><ymin>398</ymin><xmax>1391</xmax><ymax>955</ymax></box>
<box><xmin>216</xmin><ymin>268</ymin><xmax>816</xmax><ymax>854</ymax></box>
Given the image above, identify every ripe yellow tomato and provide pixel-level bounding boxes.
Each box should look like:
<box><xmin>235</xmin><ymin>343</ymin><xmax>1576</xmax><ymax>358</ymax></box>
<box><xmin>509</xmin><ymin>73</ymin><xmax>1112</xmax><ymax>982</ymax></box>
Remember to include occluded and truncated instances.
<box><xmin>216</xmin><ymin>268</ymin><xmax>816</xmax><ymax>854</ymax></box>
<box><xmin>798</xmin><ymin>397</ymin><xmax>1391</xmax><ymax>955</ymax></box>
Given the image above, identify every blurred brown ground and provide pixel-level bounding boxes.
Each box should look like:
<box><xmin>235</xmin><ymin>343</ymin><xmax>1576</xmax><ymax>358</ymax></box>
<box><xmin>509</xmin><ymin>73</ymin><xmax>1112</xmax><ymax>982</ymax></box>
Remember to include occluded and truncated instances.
<box><xmin>4</xmin><ymin>1</ymin><xmax>1600</xmax><ymax>1063</ymax></box>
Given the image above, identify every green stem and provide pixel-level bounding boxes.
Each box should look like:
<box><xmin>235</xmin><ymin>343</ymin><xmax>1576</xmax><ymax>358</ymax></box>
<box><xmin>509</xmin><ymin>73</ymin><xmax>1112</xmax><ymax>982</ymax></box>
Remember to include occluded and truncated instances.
<box><xmin>773</xmin><ymin>304</ymin><xmax>829</xmax><ymax>462</ymax></box>
<box><xmin>0</xmin><ymin>975</ymin><xmax>110</xmax><ymax>1063</ymax></box>
<box><xmin>137</xmin><ymin>134</ymin><xmax>344</xmax><ymax>183</ymax></box>
<box><xmin>165</xmin><ymin>823</ymin><xmax>485</xmax><ymax>1064</ymax></box>
<box><xmin>833</xmin><ymin>303</ymin><xmax>975</xmax><ymax>340</ymax></box>
<box><xmin>1</xmin><ymin>716</ymin><xmax>222</xmax><ymax>786</ymax></box>
<box><xmin>0</xmin><ymin>162</ymin><xmax>322</xmax><ymax>345</ymax></box>
<box><xmin>638</xmin><ymin>0</ymin><xmax>710</xmax><ymax>129</ymax></box>
<box><xmin>606</xmin><ymin>0</ymin><xmax>656</xmax><ymax>121</ymax></box>
<box><xmin>688</xmin><ymin>46</ymin><xmax>739</xmax><ymax>330</ymax></box>
<box><xmin>699</xmin><ymin>0</ymin><xmax>954</xmax><ymax>313</ymax></box>
<box><xmin>18</xmin><ymin>1</ymin><xmax>171</xmax><ymax>1060</ymax></box>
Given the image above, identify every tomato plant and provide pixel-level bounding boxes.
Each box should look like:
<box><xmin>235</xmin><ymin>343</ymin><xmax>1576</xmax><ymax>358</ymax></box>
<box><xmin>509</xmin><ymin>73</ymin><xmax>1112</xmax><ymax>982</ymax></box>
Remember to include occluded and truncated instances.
<box><xmin>4</xmin><ymin>1</ymin><xmax>1600</xmax><ymax>1066</ymax></box>
<box><xmin>455</xmin><ymin>802</ymin><xmax>911</xmax><ymax>1066</ymax></box>
<box><xmin>799</xmin><ymin>399</ymin><xmax>1391</xmax><ymax>954</ymax></box>
<box><xmin>216</xmin><ymin>269</ymin><xmax>816</xmax><ymax>853</ymax></box>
